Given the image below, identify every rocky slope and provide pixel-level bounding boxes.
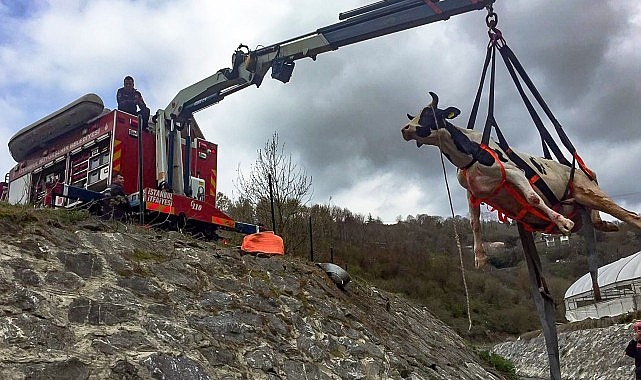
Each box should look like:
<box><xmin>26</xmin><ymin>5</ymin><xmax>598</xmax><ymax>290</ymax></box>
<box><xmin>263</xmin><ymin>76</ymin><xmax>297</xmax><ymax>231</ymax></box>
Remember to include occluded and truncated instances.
<box><xmin>0</xmin><ymin>210</ymin><xmax>508</xmax><ymax>379</ymax></box>
<box><xmin>492</xmin><ymin>323</ymin><xmax>636</xmax><ymax>379</ymax></box>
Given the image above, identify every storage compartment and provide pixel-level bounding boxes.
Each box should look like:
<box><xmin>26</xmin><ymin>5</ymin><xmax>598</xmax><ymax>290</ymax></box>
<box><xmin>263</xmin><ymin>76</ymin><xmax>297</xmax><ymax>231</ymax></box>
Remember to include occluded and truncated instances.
<box><xmin>100</xmin><ymin>166</ymin><xmax>110</xmax><ymax>180</ymax></box>
<box><xmin>88</xmin><ymin>170</ymin><xmax>100</xmax><ymax>185</ymax></box>
<box><xmin>89</xmin><ymin>156</ymin><xmax>101</xmax><ymax>170</ymax></box>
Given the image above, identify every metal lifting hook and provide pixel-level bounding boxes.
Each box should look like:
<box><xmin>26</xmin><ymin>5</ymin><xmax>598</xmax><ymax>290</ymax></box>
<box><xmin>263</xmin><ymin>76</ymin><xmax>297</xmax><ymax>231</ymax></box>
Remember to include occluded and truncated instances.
<box><xmin>485</xmin><ymin>10</ymin><xmax>498</xmax><ymax>29</ymax></box>
<box><xmin>485</xmin><ymin>9</ymin><xmax>503</xmax><ymax>47</ymax></box>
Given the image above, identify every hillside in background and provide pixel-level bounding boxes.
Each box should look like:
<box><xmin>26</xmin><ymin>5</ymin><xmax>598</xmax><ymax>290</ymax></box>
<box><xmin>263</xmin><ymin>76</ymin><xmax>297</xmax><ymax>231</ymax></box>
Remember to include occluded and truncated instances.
<box><xmin>344</xmin><ymin>215</ymin><xmax>641</xmax><ymax>342</ymax></box>
<box><xmin>220</xmin><ymin>199</ymin><xmax>641</xmax><ymax>343</ymax></box>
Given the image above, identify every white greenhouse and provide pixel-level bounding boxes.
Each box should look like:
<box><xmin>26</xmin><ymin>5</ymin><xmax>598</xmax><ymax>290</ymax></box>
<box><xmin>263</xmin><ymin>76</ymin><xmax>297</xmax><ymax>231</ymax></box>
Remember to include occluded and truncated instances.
<box><xmin>564</xmin><ymin>251</ymin><xmax>641</xmax><ymax>322</ymax></box>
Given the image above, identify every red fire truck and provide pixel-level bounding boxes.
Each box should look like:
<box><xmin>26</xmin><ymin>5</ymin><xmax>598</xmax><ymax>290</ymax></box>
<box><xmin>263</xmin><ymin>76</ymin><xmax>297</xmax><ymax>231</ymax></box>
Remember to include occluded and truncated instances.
<box><xmin>3</xmin><ymin>0</ymin><xmax>493</xmax><ymax>236</ymax></box>
<box><xmin>5</xmin><ymin>93</ymin><xmax>249</xmax><ymax>237</ymax></box>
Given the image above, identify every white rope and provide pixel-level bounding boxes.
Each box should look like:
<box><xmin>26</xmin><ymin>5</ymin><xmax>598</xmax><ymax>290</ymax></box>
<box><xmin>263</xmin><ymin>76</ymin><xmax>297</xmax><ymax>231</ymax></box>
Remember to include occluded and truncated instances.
<box><xmin>434</xmin><ymin>120</ymin><xmax>473</xmax><ymax>332</ymax></box>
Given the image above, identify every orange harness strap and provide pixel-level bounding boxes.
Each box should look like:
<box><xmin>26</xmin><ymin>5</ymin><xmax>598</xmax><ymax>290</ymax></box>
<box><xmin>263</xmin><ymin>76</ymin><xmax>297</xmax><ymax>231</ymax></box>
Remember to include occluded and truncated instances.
<box><xmin>464</xmin><ymin>145</ymin><xmax>570</xmax><ymax>233</ymax></box>
<box><xmin>463</xmin><ymin>144</ymin><xmax>507</xmax><ymax>208</ymax></box>
<box><xmin>574</xmin><ymin>152</ymin><xmax>596</xmax><ymax>181</ymax></box>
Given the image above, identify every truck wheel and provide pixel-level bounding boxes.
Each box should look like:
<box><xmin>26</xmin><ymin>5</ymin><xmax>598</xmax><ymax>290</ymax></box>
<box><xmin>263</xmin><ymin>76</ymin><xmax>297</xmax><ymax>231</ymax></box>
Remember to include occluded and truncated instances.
<box><xmin>203</xmin><ymin>225</ymin><xmax>219</xmax><ymax>241</ymax></box>
<box><xmin>177</xmin><ymin>213</ymin><xmax>187</xmax><ymax>231</ymax></box>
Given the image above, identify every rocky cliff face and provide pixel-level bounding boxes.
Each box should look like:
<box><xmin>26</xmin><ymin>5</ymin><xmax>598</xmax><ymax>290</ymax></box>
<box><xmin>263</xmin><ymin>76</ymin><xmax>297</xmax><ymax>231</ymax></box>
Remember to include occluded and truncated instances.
<box><xmin>492</xmin><ymin>323</ymin><xmax>636</xmax><ymax>379</ymax></box>
<box><xmin>0</xmin><ymin>214</ymin><xmax>507</xmax><ymax>380</ymax></box>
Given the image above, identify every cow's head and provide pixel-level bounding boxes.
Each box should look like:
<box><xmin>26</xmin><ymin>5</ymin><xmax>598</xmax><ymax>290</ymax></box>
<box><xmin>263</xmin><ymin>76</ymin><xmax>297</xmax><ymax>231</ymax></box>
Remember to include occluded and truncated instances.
<box><xmin>401</xmin><ymin>92</ymin><xmax>461</xmax><ymax>147</ymax></box>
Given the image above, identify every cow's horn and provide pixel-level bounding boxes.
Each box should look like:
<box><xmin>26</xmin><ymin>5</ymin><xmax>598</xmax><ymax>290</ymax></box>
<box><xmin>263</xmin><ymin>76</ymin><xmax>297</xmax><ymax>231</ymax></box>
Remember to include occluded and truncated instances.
<box><xmin>407</xmin><ymin>113</ymin><xmax>415</xmax><ymax>120</ymax></box>
<box><xmin>428</xmin><ymin>91</ymin><xmax>439</xmax><ymax>109</ymax></box>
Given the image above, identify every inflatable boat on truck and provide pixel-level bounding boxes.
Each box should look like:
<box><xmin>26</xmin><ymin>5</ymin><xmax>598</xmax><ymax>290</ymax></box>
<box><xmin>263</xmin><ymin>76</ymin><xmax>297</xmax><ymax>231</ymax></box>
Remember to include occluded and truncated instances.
<box><xmin>8</xmin><ymin>93</ymin><xmax>105</xmax><ymax>163</ymax></box>
<box><xmin>5</xmin><ymin>93</ymin><xmax>258</xmax><ymax>237</ymax></box>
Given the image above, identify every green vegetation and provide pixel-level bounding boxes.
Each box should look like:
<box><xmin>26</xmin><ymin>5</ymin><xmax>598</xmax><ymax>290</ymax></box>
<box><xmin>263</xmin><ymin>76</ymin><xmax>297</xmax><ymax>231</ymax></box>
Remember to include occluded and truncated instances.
<box><xmin>478</xmin><ymin>350</ymin><xmax>518</xmax><ymax>379</ymax></box>
<box><xmin>128</xmin><ymin>248</ymin><xmax>168</xmax><ymax>262</ymax></box>
<box><xmin>0</xmin><ymin>201</ymin><xmax>89</xmax><ymax>226</ymax></box>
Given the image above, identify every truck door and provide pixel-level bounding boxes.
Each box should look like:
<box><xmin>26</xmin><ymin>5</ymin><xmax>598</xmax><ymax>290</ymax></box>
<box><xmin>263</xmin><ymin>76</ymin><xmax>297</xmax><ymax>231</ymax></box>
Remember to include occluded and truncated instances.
<box><xmin>8</xmin><ymin>173</ymin><xmax>31</xmax><ymax>205</ymax></box>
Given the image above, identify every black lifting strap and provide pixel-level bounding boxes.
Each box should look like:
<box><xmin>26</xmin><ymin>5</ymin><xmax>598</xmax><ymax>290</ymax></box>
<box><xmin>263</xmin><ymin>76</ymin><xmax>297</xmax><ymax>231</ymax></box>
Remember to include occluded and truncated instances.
<box><xmin>498</xmin><ymin>42</ymin><xmax>596</xmax><ymax>186</ymax></box>
<box><xmin>466</xmin><ymin>12</ymin><xmax>593</xmax><ymax>205</ymax></box>
<box><xmin>498</xmin><ymin>44</ymin><xmax>570</xmax><ymax>166</ymax></box>
<box><xmin>490</xmin><ymin>45</ymin><xmax>562</xmax><ymax>206</ymax></box>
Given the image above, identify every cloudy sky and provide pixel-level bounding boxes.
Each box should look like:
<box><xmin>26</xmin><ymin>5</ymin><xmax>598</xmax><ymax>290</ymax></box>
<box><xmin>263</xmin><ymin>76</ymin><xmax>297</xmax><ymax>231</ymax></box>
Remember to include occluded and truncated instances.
<box><xmin>1</xmin><ymin>0</ymin><xmax>640</xmax><ymax>224</ymax></box>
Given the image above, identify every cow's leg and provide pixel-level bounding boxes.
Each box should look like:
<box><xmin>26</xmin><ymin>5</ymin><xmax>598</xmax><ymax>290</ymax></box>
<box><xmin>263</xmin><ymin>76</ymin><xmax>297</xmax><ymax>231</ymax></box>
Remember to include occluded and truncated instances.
<box><xmin>468</xmin><ymin>190</ymin><xmax>487</xmax><ymax>268</ymax></box>
<box><xmin>573</xmin><ymin>176</ymin><xmax>641</xmax><ymax>229</ymax></box>
<box><xmin>504</xmin><ymin>167</ymin><xmax>574</xmax><ymax>233</ymax></box>
<box><xmin>579</xmin><ymin>207</ymin><xmax>602</xmax><ymax>301</ymax></box>
<box><xmin>589</xmin><ymin>208</ymin><xmax>619</xmax><ymax>232</ymax></box>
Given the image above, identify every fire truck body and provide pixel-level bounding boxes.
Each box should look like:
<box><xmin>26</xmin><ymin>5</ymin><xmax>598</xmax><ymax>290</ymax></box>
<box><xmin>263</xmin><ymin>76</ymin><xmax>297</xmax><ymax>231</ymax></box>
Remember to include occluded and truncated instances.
<box><xmin>5</xmin><ymin>94</ymin><xmax>242</xmax><ymax>234</ymax></box>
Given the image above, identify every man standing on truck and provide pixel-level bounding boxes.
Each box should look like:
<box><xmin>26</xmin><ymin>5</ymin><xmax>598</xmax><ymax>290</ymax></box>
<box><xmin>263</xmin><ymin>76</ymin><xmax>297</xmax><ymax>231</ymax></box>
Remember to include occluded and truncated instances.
<box><xmin>116</xmin><ymin>75</ymin><xmax>150</xmax><ymax>130</ymax></box>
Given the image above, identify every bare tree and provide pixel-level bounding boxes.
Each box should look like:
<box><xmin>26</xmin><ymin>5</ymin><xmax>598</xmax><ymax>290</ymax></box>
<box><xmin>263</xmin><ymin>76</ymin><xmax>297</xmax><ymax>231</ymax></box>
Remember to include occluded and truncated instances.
<box><xmin>234</xmin><ymin>132</ymin><xmax>312</xmax><ymax>246</ymax></box>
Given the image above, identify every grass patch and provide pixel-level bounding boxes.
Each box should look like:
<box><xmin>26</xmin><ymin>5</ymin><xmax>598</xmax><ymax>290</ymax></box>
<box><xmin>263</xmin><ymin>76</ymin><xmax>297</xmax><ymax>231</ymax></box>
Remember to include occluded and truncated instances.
<box><xmin>0</xmin><ymin>202</ymin><xmax>90</xmax><ymax>227</ymax></box>
<box><xmin>478</xmin><ymin>350</ymin><xmax>517</xmax><ymax>379</ymax></box>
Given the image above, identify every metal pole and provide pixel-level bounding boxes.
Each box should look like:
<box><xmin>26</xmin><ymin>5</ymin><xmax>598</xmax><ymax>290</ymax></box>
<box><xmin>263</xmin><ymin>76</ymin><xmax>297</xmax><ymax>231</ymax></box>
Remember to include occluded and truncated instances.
<box><xmin>268</xmin><ymin>173</ymin><xmax>276</xmax><ymax>234</ymax></box>
<box><xmin>137</xmin><ymin>114</ymin><xmax>144</xmax><ymax>225</ymax></box>
<box><xmin>579</xmin><ymin>207</ymin><xmax>601</xmax><ymax>301</ymax></box>
<box><xmin>517</xmin><ymin>224</ymin><xmax>561</xmax><ymax>380</ymax></box>
<box><xmin>167</xmin><ymin>119</ymin><xmax>175</xmax><ymax>190</ymax></box>
<box><xmin>183</xmin><ymin>119</ymin><xmax>192</xmax><ymax>197</ymax></box>
<box><xmin>309</xmin><ymin>215</ymin><xmax>314</xmax><ymax>262</ymax></box>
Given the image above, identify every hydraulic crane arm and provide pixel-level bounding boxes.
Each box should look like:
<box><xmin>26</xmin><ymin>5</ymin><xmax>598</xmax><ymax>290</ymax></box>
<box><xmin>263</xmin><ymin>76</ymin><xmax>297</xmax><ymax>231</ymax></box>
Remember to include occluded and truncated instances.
<box><xmin>164</xmin><ymin>0</ymin><xmax>495</xmax><ymax>122</ymax></box>
<box><xmin>156</xmin><ymin>0</ymin><xmax>494</xmax><ymax>195</ymax></box>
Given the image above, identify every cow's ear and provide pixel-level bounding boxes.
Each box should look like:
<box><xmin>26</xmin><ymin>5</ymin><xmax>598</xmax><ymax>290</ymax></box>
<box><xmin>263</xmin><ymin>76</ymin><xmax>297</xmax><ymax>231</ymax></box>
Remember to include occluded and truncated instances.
<box><xmin>443</xmin><ymin>107</ymin><xmax>461</xmax><ymax>119</ymax></box>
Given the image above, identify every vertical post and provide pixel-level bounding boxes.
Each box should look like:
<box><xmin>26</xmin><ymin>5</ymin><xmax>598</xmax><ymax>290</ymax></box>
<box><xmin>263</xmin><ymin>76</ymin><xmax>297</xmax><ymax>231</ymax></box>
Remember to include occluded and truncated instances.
<box><xmin>137</xmin><ymin>115</ymin><xmax>144</xmax><ymax>225</ymax></box>
<box><xmin>330</xmin><ymin>247</ymin><xmax>334</xmax><ymax>263</ymax></box>
<box><xmin>309</xmin><ymin>215</ymin><xmax>314</xmax><ymax>262</ymax></box>
<box><xmin>268</xmin><ymin>173</ymin><xmax>276</xmax><ymax>234</ymax></box>
<box><xmin>517</xmin><ymin>224</ymin><xmax>561</xmax><ymax>380</ymax></box>
<box><xmin>183</xmin><ymin>119</ymin><xmax>192</xmax><ymax>197</ymax></box>
<box><xmin>167</xmin><ymin>119</ymin><xmax>175</xmax><ymax>190</ymax></box>
<box><xmin>579</xmin><ymin>207</ymin><xmax>601</xmax><ymax>301</ymax></box>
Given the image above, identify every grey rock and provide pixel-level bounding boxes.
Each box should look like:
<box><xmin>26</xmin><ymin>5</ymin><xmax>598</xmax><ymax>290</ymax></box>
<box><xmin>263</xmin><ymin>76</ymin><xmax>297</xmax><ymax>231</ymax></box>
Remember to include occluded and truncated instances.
<box><xmin>117</xmin><ymin>275</ymin><xmax>166</xmax><ymax>300</ymax></box>
<box><xmin>111</xmin><ymin>359</ymin><xmax>141</xmax><ymax>380</ymax></box>
<box><xmin>200</xmin><ymin>345</ymin><xmax>238</xmax><ymax>367</ymax></box>
<box><xmin>493</xmin><ymin>323</ymin><xmax>636</xmax><ymax>379</ymax></box>
<box><xmin>44</xmin><ymin>269</ymin><xmax>84</xmax><ymax>289</ymax></box>
<box><xmin>142</xmin><ymin>353</ymin><xmax>212</xmax><ymax>380</ymax></box>
<box><xmin>56</xmin><ymin>251</ymin><xmax>103</xmax><ymax>278</ymax></box>
<box><xmin>68</xmin><ymin>297</ymin><xmax>137</xmax><ymax>325</ymax></box>
<box><xmin>0</xmin><ymin>219</ymin><xmax>508</xmax><ymax>380</ymax></box>
<box><xmin>24</xmin><ymin>357</ymin><xmax>90</xmax><ymax>380</ymax></box>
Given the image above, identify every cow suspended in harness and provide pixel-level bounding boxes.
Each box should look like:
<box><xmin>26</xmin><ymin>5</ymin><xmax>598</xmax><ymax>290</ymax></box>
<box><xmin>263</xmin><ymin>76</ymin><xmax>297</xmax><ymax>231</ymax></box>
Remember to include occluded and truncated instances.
<box><xmin>401</xmin><ymin>91</ymin><xmax>641</xmax><ymax>267</ymax></box>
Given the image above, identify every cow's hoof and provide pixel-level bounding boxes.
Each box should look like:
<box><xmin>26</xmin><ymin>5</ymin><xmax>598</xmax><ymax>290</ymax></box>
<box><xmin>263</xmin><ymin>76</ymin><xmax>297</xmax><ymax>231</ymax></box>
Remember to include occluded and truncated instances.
<box><xmin>475</xmin><ymin>254</ymin><xmax>488</xmax><ymax>269</ymax></box>
<box><xmin>558</xmin><ymin>218</ymin><xmax>574</xmax><ymax>234</ymax></box>
<box><xmin>593</xmin><ymin>221</ymin><xmax>619</xmax><ymax>232</ymax></box>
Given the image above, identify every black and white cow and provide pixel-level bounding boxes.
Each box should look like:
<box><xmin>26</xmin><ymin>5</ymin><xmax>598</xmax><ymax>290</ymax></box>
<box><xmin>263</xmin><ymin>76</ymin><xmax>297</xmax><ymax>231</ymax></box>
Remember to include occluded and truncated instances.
<box><xmin>401</xmin><ymin>92</ymin><xmax>641</xmax><ymax>268</ymax></box>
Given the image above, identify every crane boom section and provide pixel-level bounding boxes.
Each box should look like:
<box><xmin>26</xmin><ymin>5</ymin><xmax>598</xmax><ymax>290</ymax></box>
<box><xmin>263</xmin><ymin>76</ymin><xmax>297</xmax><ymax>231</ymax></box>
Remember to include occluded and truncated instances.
<box><xmin>164</xmin><ymin>0</ymin><xmax>494</xmax><ymax>120</ymax></box>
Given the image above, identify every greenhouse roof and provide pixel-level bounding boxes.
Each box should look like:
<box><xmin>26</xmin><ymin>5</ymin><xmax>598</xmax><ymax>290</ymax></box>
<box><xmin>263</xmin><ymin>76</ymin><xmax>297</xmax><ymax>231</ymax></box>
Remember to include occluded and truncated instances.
<box><xmin>564</xmin><ymin>251</ymin><xmax>641</xmax><ymax>299</ymax></box>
